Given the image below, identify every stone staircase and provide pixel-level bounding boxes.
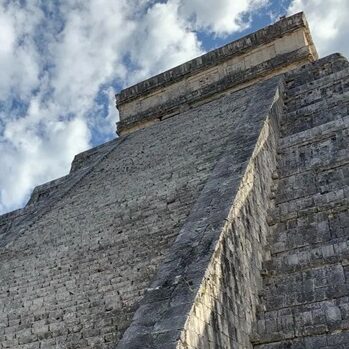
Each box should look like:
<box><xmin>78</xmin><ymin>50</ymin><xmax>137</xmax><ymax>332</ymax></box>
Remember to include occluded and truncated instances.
<box><xmin>252</xmin><ymin>54</ymin><xmax>349</xmax><ymax>348</ymax></box>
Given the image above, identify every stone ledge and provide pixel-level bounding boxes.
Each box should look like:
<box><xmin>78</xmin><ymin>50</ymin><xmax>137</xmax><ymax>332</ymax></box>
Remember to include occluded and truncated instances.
<box><xmin>116</xmin><ymin>12</ymin><xmax>315</xmax><ymax>105</ymax></box>
<box><xmin>117</xmin><ymin>47</ymin><xmax>311</xmax><ymax>135</ymax></box>
<box><xmin>115</xmin><ymin>12</ymin><xmax>317</xmax><ymax>135</ymax></box>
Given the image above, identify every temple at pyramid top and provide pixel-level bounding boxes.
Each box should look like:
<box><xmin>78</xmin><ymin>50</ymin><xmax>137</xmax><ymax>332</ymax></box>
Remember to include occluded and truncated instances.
<box><xmin>116</xmin><ymin>12</ymin><xmax>318</xmax><ymax>135</ymax></box>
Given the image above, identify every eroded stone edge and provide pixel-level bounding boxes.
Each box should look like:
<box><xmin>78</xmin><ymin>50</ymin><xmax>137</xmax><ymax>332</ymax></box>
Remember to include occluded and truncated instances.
<box><xmin>115</xmin><ymin>78</ymin><xmax>285</xmax><ymax>349</ymax></box>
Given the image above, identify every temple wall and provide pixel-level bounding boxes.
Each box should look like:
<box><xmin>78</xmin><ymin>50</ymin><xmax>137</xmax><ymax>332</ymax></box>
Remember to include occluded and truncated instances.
<box><xmin>116</xmin><ymin>13</ymin><xmax>317</xmax><ymax>135</ymax></box>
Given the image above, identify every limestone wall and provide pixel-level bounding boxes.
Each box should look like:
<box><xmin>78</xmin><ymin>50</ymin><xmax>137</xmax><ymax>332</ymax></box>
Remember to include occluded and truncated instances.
<box><xmin>116</xmin><ymin>53</ymin><xmax>349</xmax><ymax>349</ymax></box>
<box><xmin>115</xmin><ymin>77</ymin><xmax>281</xmax><ymax>349</ymax></box>
<box><xmin>178</xmin><ymin>91</ymin><xmax>283</xmax><ymax>349</ymax></box>
<box><xmin>1</xmin><ymin>12</ymin><xmax>348</xmax><ymax>349</ymax></box>
<box><xmin>253</xmin><ymin>54</ymin><xmax>349</xmax><ymax>349</ymax></box>
<box><xmin>0</xmin><ymin>75</ymin><xmax>278</xmax><ymax>349</ymax></box>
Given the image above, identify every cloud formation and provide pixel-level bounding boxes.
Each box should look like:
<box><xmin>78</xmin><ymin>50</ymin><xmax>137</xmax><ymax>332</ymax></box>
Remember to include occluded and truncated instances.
<box><xmin>0</xmin><ymin>0</ymin><xmax>261</xmax><ymax>214</ymax></box>
<box><xmin>178</xmin><ymin>0</ymin><xmax>268</xmax><ymax>35</ymax></box>
<box><xmin>1</xmin><ymin>0</ymin><xmax>348</xmax><ymax>214</ymax></box>
<box><xmin>0</xmin><ymin>2</ymin><xmax>42</xmax><ymax>100</ymax></box>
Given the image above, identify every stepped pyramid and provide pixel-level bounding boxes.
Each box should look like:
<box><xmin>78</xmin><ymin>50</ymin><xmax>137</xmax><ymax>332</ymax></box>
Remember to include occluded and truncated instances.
<box><xmin>1</xmin><ymin>12</ymin><xmax>349</xmax><ymax>349</ymax></box>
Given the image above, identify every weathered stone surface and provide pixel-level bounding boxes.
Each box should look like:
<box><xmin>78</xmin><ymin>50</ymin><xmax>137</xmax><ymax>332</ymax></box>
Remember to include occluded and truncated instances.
<box><xmin>0</xmin><ymin>71</ymin><xmax>279</xmax><ymax>349</ymax></box>
<box><xmin>115</xmin><ymin>77</ymin><xmax>282</xmax><ymax>349</ymax></box>
<box><xmin>0</xmin><ymin>11</ymin><xmax>348</xmax><ymax>349</ymax></box>
<box><xmin>252</xmin><ymin>54</ymin><xmax>349</xmax><ymax>349</ymax></box>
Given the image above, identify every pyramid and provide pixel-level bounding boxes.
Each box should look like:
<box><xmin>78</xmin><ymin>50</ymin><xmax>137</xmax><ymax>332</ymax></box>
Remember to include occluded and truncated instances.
<box><xmin>1</xmin><ymin>12</ymin><xmax>348</xmax><ymax>349</ymax></box>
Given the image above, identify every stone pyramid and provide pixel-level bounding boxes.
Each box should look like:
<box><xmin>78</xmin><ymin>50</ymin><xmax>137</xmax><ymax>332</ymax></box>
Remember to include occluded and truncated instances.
<box><xmin>1</xmin><ymin>12</ymin><xmax>348</xmax><ymax>349</ymax></box>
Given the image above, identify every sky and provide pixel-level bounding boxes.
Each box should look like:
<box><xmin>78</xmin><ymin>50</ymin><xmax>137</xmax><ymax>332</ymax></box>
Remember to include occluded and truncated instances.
<box><xmin>0</xmin><ymin>0</ymin><xmax>348</xmax><ymax>214</ymax></box>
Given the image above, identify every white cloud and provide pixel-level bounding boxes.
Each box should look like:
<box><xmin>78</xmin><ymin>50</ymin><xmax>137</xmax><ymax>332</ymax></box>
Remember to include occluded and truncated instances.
<box><xmin>0</xmin><ymin>0</ymin><xmax>271</xmax><ymax>214</ymax></box>
<box><xmin>0</xmin><ymin>116</ymin><xmax>90</xmax><ymax>212</ymax></box>
<box><xmin>126</xmin><ymin>1</ymin><xmax>203</xmax><ymax>84</ymax></box>
<box><xmin>51</xmin><ymin>1</ymin><xmax>132</xmax><ymax>113</ymax></box>
<box><xmin>178</xmin><ymin>0</ymin><xmax>268</xmax><ymax>35</ymax></box>
<box><xmin>288</xmin><ymin>0</ymin><xmax>349</xmax><ymax>58</ymax></box>
<box><xmin>0</xmin><ymin>0</ymin><xmax>203</xmax><ymax>213</ymax></box>
<box><xmin>0</xmin><ymin>1</ymin><xmax>42</xmax><ymax>100</ymax></box>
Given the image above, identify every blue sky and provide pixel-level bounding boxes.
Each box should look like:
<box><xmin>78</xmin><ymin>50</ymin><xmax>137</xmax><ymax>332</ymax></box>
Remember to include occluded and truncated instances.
<box><xmin>0</xmin><ymin>0</ymin><xmax>348</xmax><ymax>214</ymax></box>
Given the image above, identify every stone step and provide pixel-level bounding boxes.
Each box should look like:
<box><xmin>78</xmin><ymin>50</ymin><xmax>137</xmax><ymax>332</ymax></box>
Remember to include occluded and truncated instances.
<box><xmin>284</xmin><ymin>83</ymin><xmax>349</xmax><ymax>115</ymax></box>
<box><xmin>284</xmin><ymin>53</ymin><xmax>349</xmax><ymax>89</ymax></box>
<box><xmin>285</xmin><ymin>67</ymin><xmax>349</xmax><ymax>98</ymax></box>
<box><xmin>270</xmin><ymin>208</ymin><xmax>348</xmax><ymax>254</ymax></box>
<box><xmin>276</xmin><ymin>132</ymin><xmax>348</xmax><ymax>178</ymax></box>
<box><xmin>260</xmin><ymin>263</ymin><xmax>349</xmax><ymax>310</ymax></box>
<box><xmin>275</xmin><ymin>162</ymin><xmax>349</xmax><ymax>205</ymax></box>
<box><xmin>253</xmin><ymin>330</ymin><xmax>349</xmax><ymax>349</ymax></box>
<box><xmin>281</xmin><ymin>94</ymin><xmax>349</xmax><ymax>136</ymax></box>
<box><xmin>253</xmin><ymin>297</ymin><xmax>349</xmax><ymax>345</ymax></box>
<box><xmin>279</xmin><ymin>115</ymin><xmax>349</xmax><ymax>150</ymax></box>
<box><xmin>265</xmin><ymin>238</ymin><xmax>349</xmax><ymax>276</ymax></box>
<box><xmin>268</xmin><ymin>187</ymin><xmax>349</xmax><ymax>226</ymax></box>
<box><xmin>252</xmin><ymin>54</ymin><xmax>349</xmax><ymax>349</ymax></box>
<box><xmin>283</xmin><ymin>93</ymin><xmax>349</xmax><ymax>119</ymax></box>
